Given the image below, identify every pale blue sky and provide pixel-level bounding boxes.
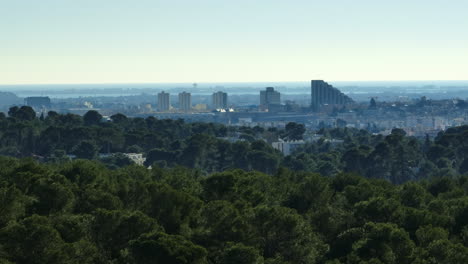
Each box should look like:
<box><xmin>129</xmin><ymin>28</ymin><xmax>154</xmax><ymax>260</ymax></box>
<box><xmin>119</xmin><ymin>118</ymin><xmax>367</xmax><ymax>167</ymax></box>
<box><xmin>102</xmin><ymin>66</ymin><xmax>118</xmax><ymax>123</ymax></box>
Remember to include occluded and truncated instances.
<box><xmin>1</xmin><ymin>0</ymin><xmax>467</xmax><ymax>84</ymax></box>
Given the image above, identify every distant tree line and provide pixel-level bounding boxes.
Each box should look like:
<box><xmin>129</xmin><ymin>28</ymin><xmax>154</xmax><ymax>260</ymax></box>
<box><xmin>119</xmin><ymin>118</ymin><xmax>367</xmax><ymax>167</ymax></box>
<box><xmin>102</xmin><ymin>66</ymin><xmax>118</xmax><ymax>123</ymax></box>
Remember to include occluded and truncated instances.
<box><xmin>1</xmin><ymin>106</ymin><xmax>468</xmax><ymax>184</ymax></box>
<box><xmin>0</xmin><ymin>107</ymin><xmax>285</xmax><ymax>174</ymax></box>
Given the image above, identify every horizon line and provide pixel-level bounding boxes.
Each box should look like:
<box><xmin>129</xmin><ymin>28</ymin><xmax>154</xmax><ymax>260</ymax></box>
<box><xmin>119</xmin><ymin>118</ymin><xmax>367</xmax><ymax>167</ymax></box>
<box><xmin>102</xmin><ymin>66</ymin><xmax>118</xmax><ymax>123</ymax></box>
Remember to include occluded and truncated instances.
<box><xmin>1</xmin><ymin>79</ymin><xmax>468</xmax><ymax>86</ymax></box>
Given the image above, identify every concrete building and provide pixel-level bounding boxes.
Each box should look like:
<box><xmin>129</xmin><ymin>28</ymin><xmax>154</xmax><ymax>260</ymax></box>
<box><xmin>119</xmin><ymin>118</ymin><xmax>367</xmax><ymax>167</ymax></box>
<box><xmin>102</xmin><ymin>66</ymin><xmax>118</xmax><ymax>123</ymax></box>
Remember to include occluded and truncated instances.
<box><xmin>157</xmin><ymin>91</ymin><xmax>170</xmax><ymax>112</ymax></box>
<box><xmin>311</xmin><ymin>80</ymin><xmax>353</xmax><ymax>110</ymax></box>
<box><xmin>260</xmin><ymin>87</ymin><xmax>281</xmax><ymax>111</ymax></box>
<box><xmin>24</xmin><ymin>97</ymin><xmax>51</xmax><ymax>109</ymax></box>
<box><xmin>212</xmin><ymin>91</ymin><xmax>228</xmax><ymax>109</ymax></box>
<box><xmin>194</xmin><ymin>104</ymin><xmax>208</xmax><ymax>111</ymax></box>
<box><xmin>178</xmin><ymin>92</ymin><xmax>192</xmax><ymax>112</ymax></box>
<box><xmin>272</xmin><ymin>140</ymin><xmax>306</xmax><ymax>155</ymax></box>
<box><xmin>123</xmin><ymin>153</ymin><xmax>146</xmax><ymax>166</ymax></box>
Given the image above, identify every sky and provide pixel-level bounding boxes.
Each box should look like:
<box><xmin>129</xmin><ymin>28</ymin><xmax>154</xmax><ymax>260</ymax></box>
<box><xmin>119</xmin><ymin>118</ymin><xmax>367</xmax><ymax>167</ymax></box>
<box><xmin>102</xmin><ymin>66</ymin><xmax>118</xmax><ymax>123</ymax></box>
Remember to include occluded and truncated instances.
<box><xmin>1</xmin><ymin>0</ymin><xmax>467</xmax><ymax>84</ymax></box>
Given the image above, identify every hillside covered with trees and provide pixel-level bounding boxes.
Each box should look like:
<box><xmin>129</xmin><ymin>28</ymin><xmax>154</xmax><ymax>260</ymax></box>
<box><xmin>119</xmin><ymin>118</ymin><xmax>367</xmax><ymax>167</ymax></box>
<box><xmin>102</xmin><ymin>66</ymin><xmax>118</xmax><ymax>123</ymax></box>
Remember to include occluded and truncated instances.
<box><xmin>2</xmin><ymin>157</ymin><xmax>468</xmax><ymax>263</ymax></box>
<box><xmin>1</xmin><ymin>107</ymin><xmax>468</xmax><ymax>184</ymax></box>
<box><xmin>3</xmin><ymin>107</ymin><xmax>468</xmax><ymax>263</ymax></box>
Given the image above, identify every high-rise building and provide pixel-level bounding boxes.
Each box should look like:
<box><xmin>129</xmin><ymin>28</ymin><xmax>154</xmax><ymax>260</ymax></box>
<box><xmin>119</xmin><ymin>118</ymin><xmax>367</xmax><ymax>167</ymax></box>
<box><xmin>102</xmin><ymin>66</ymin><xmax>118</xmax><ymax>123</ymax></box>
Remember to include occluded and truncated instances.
<box><xmin>212</xmin><ymin>91</ymin><xmax>228</xmax><ymax>109</ymax></box>
<box><xmin>24</xmin><ymin>96</ymin><xmax>51</xmax><ymax>109</ymax></box>
<box><xmin>178</xmin><ymin>92</ymin><xmax>192</xmax><ymax>112</ymax></box>
<box><xmin>311</xmin><ymin>80</ymin><xmax>353</xmax><ymax>110</ymax></box>
<box><xmin>157</xmin><ymin>91</ymin><xmax>170</xmax><ymax>112</ymax></box>
<box><xmin>260</xmin><ymin>87</ymin><xmax>281</xmax><ymax>110</ymax></box>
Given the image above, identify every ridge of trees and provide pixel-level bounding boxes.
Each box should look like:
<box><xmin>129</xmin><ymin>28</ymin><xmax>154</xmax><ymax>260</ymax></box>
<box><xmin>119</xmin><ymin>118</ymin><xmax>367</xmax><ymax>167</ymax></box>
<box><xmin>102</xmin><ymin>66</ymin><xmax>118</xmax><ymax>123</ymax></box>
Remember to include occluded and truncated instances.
<box><xmin>2</xmin><ymin>107</ymin><xmax>468</xmax><ymax>262</ymax></box>
<box><xmin>1</xmin><ymin>158</ymin><xmax>468</xmax><ymax>263</ymax></box>
<box><xmin>1</xmin><ymin>107</ymin><xmax>468</xmax><ymax>184</ymax></box>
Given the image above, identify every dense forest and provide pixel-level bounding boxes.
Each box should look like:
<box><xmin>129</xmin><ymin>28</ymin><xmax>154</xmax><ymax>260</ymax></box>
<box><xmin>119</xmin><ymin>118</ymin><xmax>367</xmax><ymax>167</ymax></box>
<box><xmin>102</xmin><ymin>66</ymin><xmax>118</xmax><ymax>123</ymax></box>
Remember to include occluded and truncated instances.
<box><xmin>2</xmin><ymin>158</ymin><xmax>468</xmax><ymax>263</ymax></box>
<box><xmin>1</xmin><ymin>106</ymin><xmax>468</xmax><ymax>183</ymax></box>
<box><xmin>2</xmin><ymin>107</ymin><xmax>468</xmax><ymax>263</ymax></box>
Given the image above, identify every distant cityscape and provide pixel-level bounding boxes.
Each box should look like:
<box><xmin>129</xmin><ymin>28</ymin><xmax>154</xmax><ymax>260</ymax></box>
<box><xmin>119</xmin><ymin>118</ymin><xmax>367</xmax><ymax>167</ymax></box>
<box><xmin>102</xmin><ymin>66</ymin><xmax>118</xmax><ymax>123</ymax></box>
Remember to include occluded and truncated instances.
<box><xmin>2</xmin><ymin>80</ymin><xmax>468</xmax><ymax>141</ymax></box>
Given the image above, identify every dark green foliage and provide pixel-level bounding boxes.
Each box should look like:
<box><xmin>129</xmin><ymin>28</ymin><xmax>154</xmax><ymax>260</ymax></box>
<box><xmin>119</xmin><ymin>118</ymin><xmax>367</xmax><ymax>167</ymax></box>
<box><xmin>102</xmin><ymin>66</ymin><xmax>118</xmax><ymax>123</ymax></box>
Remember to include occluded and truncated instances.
<box><xmin>349</xmin><ymin>222</ymin><xmax>415</xmax><ymax>264</ymax></box>
<box><xmin>72</xmin><ymin>140</ymin><xmax>99</xmax><ymax>159</ymax></box>
<box><xmin>0</xmin><ymin>158</ymin><xmax>467</xmax><ymax>263</ymax></box>
<box><xmin>4</xmin><ymin>109</ymin><xmax>468</xmax><ymax>184</ymax></box>
<box><xmin>284</xmin><ymin>173</ymin><xmax>333</xmax><ymax>213</ymax></box>
<box><xmin>3</xmin><ymin>111</ymin><xmax>468</xmax><ymax>263</ymax></box>
<box><xmin>219</xmin><ymin>243</ymin><xmax>263</xmax><ymax>264</ymax></box>
<box><xmin>83</xmin><ymin>110</ymin><xmax>103</xmax><ymax>126</ymax></box>
<box><xmin>0</xmin><ymin>215</ymin><xmax>99</xmax><ymax>264</ymax></box>
<box><xmin>144</xmin><ymin>182</ymin><xmax>202</xmax><ymax>234</ymax></box>
<box><xmin>110</xmin><ymin>113</ymin><xmax>127</xmax><ymax>123</ymax></box>
<box><xmin>0</xmin><ymin>109</ymin><xmax>285</xmax><ymax>174</ymax></box>
<box><xmin>130</xmin><ymin>231</ymin><xmax>208</xmax><ymax>264</ymax></box>
<box><xmin>248</xmin><ymin>205</ymin><xmax>326</xmax><ymax>263</ymax></box>
<box><xmin>100</xmin><ymin>153</ymin><xmax>133</xmax><ymax>169</ymax></box>
<box><xmin>145</xmin><ymin>148</ymin><xmax>176</xmax><ymax>167</ymax></box>
<box><xmin>91</xmin><ymin>209</ymin><xmax>161</xmax><ymax>259</ymax></box>
<box><xmin>282</xmin><ymin>122</ymin><xmax>306</xmax><ymax>140</ymax></box>
<box><xmin>8</xmin><ymin>106</ymin><xmax>36</xmax><ymax>121</ymax></box>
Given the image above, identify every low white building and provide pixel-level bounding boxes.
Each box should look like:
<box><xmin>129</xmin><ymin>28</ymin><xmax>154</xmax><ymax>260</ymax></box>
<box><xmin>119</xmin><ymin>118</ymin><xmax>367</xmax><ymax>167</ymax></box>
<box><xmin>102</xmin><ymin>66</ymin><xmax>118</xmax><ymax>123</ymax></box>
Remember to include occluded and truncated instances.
<box><xmin>123</xmin><ymin>153</ymin><xmax>146</xmax><ymax>166</ymax></box>
<box><xmin>272</xmin><ymin>140</ymin><xmax>306</xmax><ymax>156</ymax></box>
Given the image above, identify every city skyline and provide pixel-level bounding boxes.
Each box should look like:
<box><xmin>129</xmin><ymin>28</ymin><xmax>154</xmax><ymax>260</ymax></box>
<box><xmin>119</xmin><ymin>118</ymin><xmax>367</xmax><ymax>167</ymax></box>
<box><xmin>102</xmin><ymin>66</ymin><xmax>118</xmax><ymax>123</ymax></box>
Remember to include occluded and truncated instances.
<box><xmin>1</xmin><ymin>0</ymin><xmax>467</xmax><ymax>84</ymax></box>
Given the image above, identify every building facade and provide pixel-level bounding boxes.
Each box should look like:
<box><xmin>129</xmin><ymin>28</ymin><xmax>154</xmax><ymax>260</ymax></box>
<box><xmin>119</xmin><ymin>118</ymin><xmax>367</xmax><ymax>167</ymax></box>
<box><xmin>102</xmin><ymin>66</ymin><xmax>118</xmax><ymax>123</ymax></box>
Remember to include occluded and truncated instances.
<box><xmin>212</xmin><ymin>91</ymin><xmax>228</xmax><ymax>109</ymax></box>
<box><xmin>260</xmin><ymin>87</ymin><xmax>281</xmax><ymax>110</ymax></box>
<box><xmin>178</xmin><ymin>92</ymin><xmax>192</xmax><ymax>112</ymax></box>
<box><xmin>157</xmin><ymin>91</ymin><xmax>170</xmax><ymax>112</ymax></box>
<box><xmin>272</xmin><ymin>140</ymin><xmax>306</xmax><ymax>155</ymax></box>
<box><xmin>24</xmin><ymin>97</ymin><xmax>51</xmax><ymax>109</ymax></box>
<box><xmin>311</xmin><ymin>80</ymin><xmax>353</xmax><ymax>110</ymax></box>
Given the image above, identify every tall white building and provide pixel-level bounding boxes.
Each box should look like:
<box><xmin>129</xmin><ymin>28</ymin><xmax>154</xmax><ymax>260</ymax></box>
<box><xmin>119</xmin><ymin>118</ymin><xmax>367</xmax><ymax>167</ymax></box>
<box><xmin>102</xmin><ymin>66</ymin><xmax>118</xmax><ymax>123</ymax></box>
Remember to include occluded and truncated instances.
<box><xmin>157</xmin><ymin>91</ymin><xmax>170</xmax><ymax>112</ymax></box>
<box><xmin>212</xmin><ymin>91</ymin><xmax>228</xmax><ymax>109</ymax></box>
<box><xmin>178</xmin><ymin>92</ymin><xmax>191</xmax><ymax>112</ymax></box>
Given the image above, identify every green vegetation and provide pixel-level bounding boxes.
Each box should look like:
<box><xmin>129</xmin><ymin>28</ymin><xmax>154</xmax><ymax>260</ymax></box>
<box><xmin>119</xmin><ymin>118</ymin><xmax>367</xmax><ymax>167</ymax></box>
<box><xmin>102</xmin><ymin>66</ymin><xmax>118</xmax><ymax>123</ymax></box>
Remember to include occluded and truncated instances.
<box><xmin>0</xmin><ymin>108</ymin><xmax>282</xmax><ymax>174</ymax></box>
<box><xmin>1</xmin><ymin>107</ymin><xmax>468</xmax><ymax>184</ymax></box>
<box><xmin>1</xmin><ymin>158</ymin><xmax>468</xmax><ymax>263</ymax></box>
<box><xmin>2</xmin><ymin>107</ymin><xmax>468</xmax><ymax>263</ymax></box>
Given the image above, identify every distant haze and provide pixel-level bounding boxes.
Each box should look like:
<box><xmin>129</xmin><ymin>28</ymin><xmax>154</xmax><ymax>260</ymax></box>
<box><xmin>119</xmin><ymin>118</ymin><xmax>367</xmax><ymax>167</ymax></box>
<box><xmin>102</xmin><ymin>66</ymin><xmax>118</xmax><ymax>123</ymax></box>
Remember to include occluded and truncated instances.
<box><xmin>1</xmin><ymin>80</ymin><xmax>468</xmax><ymax>90</ymax></box>
<box><xmin>1</xmin><ymin>81</ymin><xmax>468</xmax><ymax>101</ymax></box>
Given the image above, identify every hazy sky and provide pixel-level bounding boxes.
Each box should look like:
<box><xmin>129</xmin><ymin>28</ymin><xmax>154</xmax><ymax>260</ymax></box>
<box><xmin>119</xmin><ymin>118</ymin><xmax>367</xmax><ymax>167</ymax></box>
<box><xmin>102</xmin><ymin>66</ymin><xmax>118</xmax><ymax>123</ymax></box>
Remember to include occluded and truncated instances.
<box><xmin>1</xmin><ymin>0</ymin><xmax>467</xmax><ymax>84</ymax></box>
